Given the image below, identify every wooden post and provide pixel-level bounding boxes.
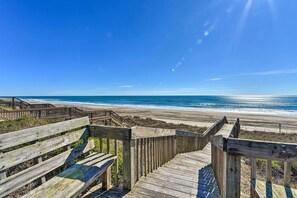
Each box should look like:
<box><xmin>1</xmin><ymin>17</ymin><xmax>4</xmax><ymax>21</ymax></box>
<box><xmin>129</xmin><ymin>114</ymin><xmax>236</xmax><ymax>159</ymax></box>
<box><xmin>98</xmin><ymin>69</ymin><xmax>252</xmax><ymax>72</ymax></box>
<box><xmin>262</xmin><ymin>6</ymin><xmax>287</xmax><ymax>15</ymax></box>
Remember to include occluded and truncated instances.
<box><xmin>114</xmin><ymin>139</ymin><xmax>119</xmax><ymax>187</ymax></box>
<box><xmin>99</xmin><ymin>138</ymin><xmax>103</xmax><ymax>153</ymax></box>
<box><xmin>141</xmin><ymin>139</ymin><xmax>144</xmax><ymax>177</ymax></box>
<box><xmin>12</xmin><ymin>97</ymin><xmax>15</xmax><ymax>109</ymax></box>
<box><xmin>137</xmin><ymin>139</ymin><xmax>141</xmax><ymax>180</ymax></box>
<box><xmin>173</xmin><ymin>136</ymin><xmax>176</xmax><ymax>156</ymax></box>
<box><xmin>91</xmin><ymin>112</ymin><xmax>93</xmax><ymax>120</ymax></box>
<box><xmin>123</xmin><ymin>139</ymin><xmax>136</xmax><ymax>190</ymax></box>
<box><xmin>237</xmin><ymin>118</ymin><xmax>240</xmax><ymax>137</ymax></box>
<box><xmin>148</xmin><ymin>138</ymin><xmax>151</xmax><ymax>173</ymax></box>
<box><xmin>284</xmin><ymin>162</ymin><xmax>291</xmax><ymax>187</ymax></box>
<box><xmin>279</xmin><ymin>124</ymin><xmax>281</xmax><ymax>133</ymax></box>
<box><xmin>107</xmin><ymin>139</ymin><xmax>110</xmax><ymax>154</ymax></box>
<box><xmin>224</xmin><ymin>153</ymin><xmax>241</xmax><ymax>198</ymax></box>
<box><xmin>101</xmin><ymin>166</ymin><xmax>112</xmax><ymax>190</ymax></box>
<box><xmin>250</xmin><ymin>158</ymin><xmax>257</xmax><ymax>198</ymax></box>
<box><xmin>144</xmin><ymin>138</ymin><xmax>147</xmax><ymax>176</ymax></box>
<box><xmin>164</xmin><ymin>137</ymin><xmax>167</xmax><ymax>163</ymax></box>
<box><xmin>266</xmin><ymin>160</ymin><xmax>272</xmax><ymax>183</ymax></box>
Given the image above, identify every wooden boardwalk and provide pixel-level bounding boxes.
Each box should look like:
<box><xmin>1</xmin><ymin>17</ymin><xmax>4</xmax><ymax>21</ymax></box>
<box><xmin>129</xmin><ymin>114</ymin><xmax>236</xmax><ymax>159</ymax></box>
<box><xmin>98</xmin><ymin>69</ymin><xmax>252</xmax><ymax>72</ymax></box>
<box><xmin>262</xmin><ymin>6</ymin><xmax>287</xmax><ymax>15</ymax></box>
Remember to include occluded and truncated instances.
<box><xmin>120</xmin><ymin>124</ymin><xmax>234</xmax><ymax>198</ymax></box>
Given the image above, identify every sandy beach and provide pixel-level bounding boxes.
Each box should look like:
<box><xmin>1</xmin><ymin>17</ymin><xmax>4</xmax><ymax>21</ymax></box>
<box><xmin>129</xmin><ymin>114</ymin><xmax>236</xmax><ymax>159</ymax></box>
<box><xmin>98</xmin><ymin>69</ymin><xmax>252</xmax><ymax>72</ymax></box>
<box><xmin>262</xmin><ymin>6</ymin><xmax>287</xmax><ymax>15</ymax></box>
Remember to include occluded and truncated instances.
<box><xmin>31</xmin><ymin>100</ymin><xmax>297</xmax><ymax>134</ymax></box>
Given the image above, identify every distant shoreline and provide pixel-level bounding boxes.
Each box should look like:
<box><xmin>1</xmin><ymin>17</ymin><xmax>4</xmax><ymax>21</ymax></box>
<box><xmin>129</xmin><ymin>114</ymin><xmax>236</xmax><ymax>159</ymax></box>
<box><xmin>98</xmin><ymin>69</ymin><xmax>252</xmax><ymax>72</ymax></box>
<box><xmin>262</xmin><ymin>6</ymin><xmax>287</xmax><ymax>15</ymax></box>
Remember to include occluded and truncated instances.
<box><xmin>26</xmin><ymin>98</ymin><xmax>297</xmax><ymax>134</ymax></box>
<box><xmin>25</xmin><ymin>97</ymin><xmax>297</xmax><ymax>117</ymax></box>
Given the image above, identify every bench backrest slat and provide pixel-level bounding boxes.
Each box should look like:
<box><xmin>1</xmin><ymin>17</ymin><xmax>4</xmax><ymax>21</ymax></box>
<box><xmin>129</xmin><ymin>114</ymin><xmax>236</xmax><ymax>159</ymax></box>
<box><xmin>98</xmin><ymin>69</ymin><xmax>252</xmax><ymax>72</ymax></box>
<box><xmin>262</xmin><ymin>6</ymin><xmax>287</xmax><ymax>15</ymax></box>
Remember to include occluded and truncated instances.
<box><xmin>0</xmin><ymin>128</ymin><xmax>89</xmax><ymax>171</ymax></box>
<box><xmin>0</xmin><ymin>140</ymin><xmax>95</xmax><ymax>197</ymax></box>
<box><xmin>0</xmin><ymin>117</ymin><xmax>90</xmax><ymax>151</ymax></box>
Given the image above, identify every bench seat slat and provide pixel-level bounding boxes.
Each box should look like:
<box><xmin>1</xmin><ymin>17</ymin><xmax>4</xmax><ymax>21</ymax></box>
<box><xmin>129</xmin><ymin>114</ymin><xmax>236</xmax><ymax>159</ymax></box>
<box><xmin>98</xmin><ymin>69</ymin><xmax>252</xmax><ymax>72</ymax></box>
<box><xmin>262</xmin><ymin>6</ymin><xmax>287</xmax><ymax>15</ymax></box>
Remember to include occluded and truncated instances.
<box><xmin>0</xmin><ymin>117</ymin><xmax>90</xmax><ymax>151</ymax></box>
<box><xmin>251</xmin><ymin>179</ymin><xmax>297</xmax><ymax>198</ymax></box>
<box><xmin>0</xmin><ymin>128</ymin><xmax>89</xmax><ymax>171</ymax></box>
<box><xmin>22</xmin><ymin>153</ymin><xmax>116</xmax><ymax>198</ymax></box>
<box><xmin>0</xmin><ymin>140</ymin><xmax>95</xmax><ymax>197</ymax></box>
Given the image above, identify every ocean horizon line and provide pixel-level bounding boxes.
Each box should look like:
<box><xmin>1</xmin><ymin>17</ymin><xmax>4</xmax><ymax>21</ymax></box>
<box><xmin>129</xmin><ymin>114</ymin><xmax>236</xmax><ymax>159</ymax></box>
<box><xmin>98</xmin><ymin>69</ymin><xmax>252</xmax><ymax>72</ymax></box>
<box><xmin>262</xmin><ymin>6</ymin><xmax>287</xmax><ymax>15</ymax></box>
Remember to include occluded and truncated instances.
<box><xmin>20</xmin><ymin>95</ymin><xmax>297</xmax><ymax>117</ymax></box>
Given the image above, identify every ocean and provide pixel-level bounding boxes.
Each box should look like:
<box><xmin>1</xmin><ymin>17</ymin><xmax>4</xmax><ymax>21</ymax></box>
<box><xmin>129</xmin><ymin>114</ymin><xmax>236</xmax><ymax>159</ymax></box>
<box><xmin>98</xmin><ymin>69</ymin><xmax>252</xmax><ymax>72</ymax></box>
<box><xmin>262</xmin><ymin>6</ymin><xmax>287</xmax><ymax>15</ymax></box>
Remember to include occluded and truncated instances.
<box><xmin>20</xmin><ymin>95</ymin><xmax>297</xmax><ymax>116</ymax></box>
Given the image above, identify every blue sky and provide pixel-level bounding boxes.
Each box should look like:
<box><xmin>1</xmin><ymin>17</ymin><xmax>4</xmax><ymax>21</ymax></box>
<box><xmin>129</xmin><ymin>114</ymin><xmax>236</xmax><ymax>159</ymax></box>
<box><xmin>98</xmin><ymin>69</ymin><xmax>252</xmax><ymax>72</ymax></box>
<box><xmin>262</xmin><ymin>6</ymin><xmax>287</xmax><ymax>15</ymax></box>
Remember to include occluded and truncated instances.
<box><xmin>1</xmin><ymin>0</ymin><xmax>297</xmax><ymax>96</ymax></box>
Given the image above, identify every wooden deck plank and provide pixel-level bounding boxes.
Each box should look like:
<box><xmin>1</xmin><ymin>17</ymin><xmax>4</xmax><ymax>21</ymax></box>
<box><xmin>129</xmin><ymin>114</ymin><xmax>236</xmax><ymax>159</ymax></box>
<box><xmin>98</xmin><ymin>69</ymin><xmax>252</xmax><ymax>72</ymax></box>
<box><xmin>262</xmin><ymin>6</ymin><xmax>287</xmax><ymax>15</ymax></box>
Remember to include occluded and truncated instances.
<box><xmin>133</xmin><ymin>186</ymin><xmax>178</xmax><ymax>198</ymax></box>
<box><xmin>125</xmin><ymin>149</ymin><xmax>220</xmax><ymax>198</ymax></box>
<box><xmin>134</xmin><ymin>180</ymin><xmax>192</xmax><ymax>198</ymax></box>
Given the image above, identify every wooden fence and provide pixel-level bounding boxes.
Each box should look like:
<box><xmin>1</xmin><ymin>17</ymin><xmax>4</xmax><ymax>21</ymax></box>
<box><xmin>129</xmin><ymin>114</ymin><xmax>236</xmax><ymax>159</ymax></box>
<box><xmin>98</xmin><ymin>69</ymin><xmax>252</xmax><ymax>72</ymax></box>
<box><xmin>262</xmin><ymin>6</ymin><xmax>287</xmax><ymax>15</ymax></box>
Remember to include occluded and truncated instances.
<box><xmin>211</xmin><ymin>119</ymin><xmax>297</xmax><ymax>198</ymax></box>
<box><xmin>176</xmin><ymin>116</ymin><xmax>228</xmax><ymax>153</ymax></box>
<box><xmin>0</xmin><ymin>97</ymin><xmax>55</xmax><ymax>109</ymax></box>
<box><xmin>0</xmin><ymin>107</ymin><xmax>124</xmax><ymax>126</ymax></box>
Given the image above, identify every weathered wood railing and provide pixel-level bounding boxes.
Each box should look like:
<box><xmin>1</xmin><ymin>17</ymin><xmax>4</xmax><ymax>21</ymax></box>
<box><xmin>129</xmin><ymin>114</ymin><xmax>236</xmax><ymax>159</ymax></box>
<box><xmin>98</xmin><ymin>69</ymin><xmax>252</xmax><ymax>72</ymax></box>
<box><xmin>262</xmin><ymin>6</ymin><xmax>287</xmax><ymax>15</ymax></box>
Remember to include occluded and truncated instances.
<box><xmin>176</xmin><ymin>116</ymin><xmax>228</xmax><ymax>153</ymax></box>
<box><xmin>211</xmin><ymin>119</ymin><xmax>297</xmax><ymax>198</ymax></box>
<box><xmin>0</xmin><ymin>107</ymin><xmax>74</xmax><ymax>120</ymax></box>
<box><xmin>0</xmin><ymin>107</ymin><xmax>123</xmax><ymax>126</ymax></box>
<box><xmin>235</xmin><ymin>139</ymin><xmax>297</xmax><ymax>197</ymax></box>
<box><xmin>88</xmin><ymin>117</ymin><xmax>227</xmax><ymax>190</ymax></box>
<box><xmin>89</xmin><ymin>125</ymin><xmax>131</xmax><ymax>188</ymax></box>
<box><xmin>0</xmin><ymin>97</ymin><xmax>55</xmax><ymax>109</ymax></box>
<box><xmin>211</xmin><ymin>119</ymin><xmax>241</xmax><ymax>198</ymax></box>
<box><xmin>131</xmin><ymin>127</ymin><xmax>176</xmax><ymax>188</ymax></box>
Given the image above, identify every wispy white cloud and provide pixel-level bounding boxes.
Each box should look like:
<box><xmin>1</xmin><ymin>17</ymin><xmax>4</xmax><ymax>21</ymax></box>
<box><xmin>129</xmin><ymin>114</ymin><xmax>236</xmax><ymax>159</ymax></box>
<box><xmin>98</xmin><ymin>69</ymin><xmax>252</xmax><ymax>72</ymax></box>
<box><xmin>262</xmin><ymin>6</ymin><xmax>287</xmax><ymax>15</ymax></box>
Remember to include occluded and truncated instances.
<box><xmin>118</xmin><ymin>85</ymin><xmax>133</xmax><ymax>88</ymax></box>
<box><xmin>208</xmin><ymin>69</ymin><xmax>297</xmax><ymax>81</ymax></box>
<box><xmin>207</xmin><ymin>78</ymin><xmax>224</xmax><ymax>81</ymax></box>
<box><xmin>239</xmin><ymin>69</ymin><xmax>297</xmax><ymax>76</ymax></box>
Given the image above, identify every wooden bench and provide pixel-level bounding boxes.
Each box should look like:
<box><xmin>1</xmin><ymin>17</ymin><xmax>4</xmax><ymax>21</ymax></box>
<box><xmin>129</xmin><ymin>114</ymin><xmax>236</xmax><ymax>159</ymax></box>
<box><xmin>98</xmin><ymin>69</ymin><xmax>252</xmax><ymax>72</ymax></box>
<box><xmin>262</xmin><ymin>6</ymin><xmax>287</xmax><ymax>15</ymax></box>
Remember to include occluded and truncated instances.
<box><xmin>0</xmin><ymin>117</ymin><xmax>116</xmax><ymax>198</ymax></box>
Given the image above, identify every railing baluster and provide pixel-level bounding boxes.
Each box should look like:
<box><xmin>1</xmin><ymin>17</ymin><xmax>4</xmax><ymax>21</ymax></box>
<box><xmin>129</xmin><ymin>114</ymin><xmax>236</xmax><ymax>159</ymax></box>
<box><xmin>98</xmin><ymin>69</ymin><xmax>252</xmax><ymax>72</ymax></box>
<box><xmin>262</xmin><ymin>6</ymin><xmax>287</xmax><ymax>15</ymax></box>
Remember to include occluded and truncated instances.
<box><xmin>284</xmin><ymin>162</ymin><xmax>291</xmax><ymax>187</ymax></box>
<box><xmin>99</xmin><ymin>138</ymin><xmax>103</xmax><ymax>153</ymax></box>
<box><xmin>141</xmin><ymin>139</ymin><xmax>144</xmax><ymax>177</ymax></box>
<box><xmin>114</xmin><ymin>139</ymin><xmax>119</xmax><ymax>187</ymax></box>
<box><xmin>147</xmin><ymin>138</ymin><xmax>152</xmax><ymax>173</ymax></box>
<box><xmin>266</xmin><ymin>160</ymin><xmax>272</xmax><ymax>183</ymax></box>
<box><xmin>107</xmin><ymin>139</ymin><xmax>110</xmax><ymax>154</ymax></box>
<box><xmin>137</xmin><ymin>139</ymin><xmax>141</xmax><ymax>180</ymax></box>
<box><xmin>250</xmin><ymin>158</ymin><xmax>256</xmax><ymax>198</ymax></box>
<box><xmin>144</xmin><ymin>138</ymin><xmax>147</xmax><ymax>176</ymax></box>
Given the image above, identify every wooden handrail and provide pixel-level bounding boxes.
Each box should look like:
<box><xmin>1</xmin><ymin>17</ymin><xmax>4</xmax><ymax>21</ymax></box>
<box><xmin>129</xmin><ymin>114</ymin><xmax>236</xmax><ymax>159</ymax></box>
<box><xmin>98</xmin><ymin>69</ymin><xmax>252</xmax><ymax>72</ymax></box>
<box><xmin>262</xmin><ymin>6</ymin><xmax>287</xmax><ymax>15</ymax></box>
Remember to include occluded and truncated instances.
<box><xmin>226</xmin><ymin>138</ymin><xmax>297</xmax><ymax>162</ymax></box>
<box><xmin>211</xmin><ymin>119</ymin><xmax>241</xmax><ymax>198</ymax></box>
<box><xmin>211</xmin><ymin>118</ymin><xmax>297</xmax><ymax>197</ymax></box>
<box><xmin>0</xmin><ymin>106</ymin><xmax>124</xmax><ymax>126</ymax></box>
<box><xmin>0</xmin><ymin>97</ymin><xmax>55</xmax><ymax>109</ymax></box>
<box><xmin>176</xmin><ymin>116</ymin><xmax>228</xmax><ymax>153</ymax></box>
